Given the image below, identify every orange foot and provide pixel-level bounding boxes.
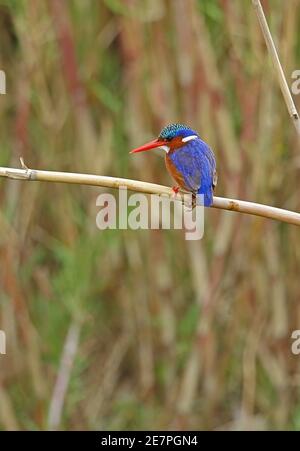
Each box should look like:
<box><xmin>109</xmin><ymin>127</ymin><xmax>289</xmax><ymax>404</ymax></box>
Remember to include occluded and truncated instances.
<box><xmin>171</xmin><ymin>186</ymin><xmax>180</xmax><ymax>198</ymax></box>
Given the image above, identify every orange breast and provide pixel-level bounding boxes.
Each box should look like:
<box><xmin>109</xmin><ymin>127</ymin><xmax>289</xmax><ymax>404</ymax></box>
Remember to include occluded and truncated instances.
<box><xmin>165</xmin><ymin>153</ymin><xmax>189</xmax><ymax>191</ymax></box>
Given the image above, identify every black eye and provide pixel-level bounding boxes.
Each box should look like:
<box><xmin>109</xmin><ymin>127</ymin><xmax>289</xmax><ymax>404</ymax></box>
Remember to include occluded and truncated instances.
<box><xmin>159</xmin><ymin>135</ymin><xmax>171</xmax><ymax>142</ymax></box>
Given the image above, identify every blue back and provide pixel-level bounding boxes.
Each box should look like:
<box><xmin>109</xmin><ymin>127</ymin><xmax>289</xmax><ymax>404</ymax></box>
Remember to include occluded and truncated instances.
<box><xmin>169</xmin><ymin>138</ymin><xmax>216</xmax><ymax>206</ymax></box>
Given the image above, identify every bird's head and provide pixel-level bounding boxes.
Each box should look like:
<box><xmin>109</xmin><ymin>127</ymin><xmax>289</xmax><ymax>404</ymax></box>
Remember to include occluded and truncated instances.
<box><xmin>130</xmin><ymin>123</ymin><xmax>199</xmax><ymax>154</ymax></box>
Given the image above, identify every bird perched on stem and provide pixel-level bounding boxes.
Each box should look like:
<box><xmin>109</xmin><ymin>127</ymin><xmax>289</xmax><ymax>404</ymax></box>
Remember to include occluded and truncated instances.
<box><xmin>130</xmin><ymin>123</ymin><xmax>217</xmax><ymax>207</ymax></box>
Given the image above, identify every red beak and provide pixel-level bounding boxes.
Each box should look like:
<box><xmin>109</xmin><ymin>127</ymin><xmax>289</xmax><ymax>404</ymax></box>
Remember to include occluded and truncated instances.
<box><xmin>129</xmin><ymin>138</ymin><xmax>165</xmax><ymax>154</ymax></box>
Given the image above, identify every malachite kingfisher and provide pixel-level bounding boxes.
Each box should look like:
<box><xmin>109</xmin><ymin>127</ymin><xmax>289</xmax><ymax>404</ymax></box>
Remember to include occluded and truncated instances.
<box><xmin>130</xmin><ymin>123</ymin><xmax>217</xmax><ymax>207</ymax></box>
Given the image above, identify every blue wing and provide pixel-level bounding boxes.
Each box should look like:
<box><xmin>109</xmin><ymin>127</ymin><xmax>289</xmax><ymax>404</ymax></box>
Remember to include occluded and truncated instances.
<box><xmin>169</xmin><ymin>139</ymin><xmax>216</xmax><ymax>206</ymax></box>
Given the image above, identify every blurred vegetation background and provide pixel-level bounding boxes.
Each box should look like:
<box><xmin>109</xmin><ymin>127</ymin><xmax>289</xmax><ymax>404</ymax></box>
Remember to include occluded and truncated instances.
<box><xmin>0</xmin><ymin>0</ymin><xmax>300</xmax><ymax>431</ymax></box>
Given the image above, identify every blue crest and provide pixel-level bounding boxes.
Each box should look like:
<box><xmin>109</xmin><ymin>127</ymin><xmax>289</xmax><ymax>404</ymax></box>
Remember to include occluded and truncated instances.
<box><xmin>159</xmin><ymin>123</ymin><xmax>198</xmax><ymax>140</ymax></box>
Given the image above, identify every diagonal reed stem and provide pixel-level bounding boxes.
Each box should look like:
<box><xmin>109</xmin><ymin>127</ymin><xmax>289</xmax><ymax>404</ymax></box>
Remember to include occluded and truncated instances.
<box><xmin>252</xmin><ymin>0</ymin><xmax>300</xmax><ymax>134</ymax></box>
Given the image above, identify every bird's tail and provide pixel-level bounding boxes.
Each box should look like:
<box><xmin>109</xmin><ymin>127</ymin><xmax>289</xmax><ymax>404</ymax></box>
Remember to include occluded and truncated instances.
<box><xmin>197</xmin><ymin>187</ymin><xmax>214</xmax><ymax>207</ymax></box>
